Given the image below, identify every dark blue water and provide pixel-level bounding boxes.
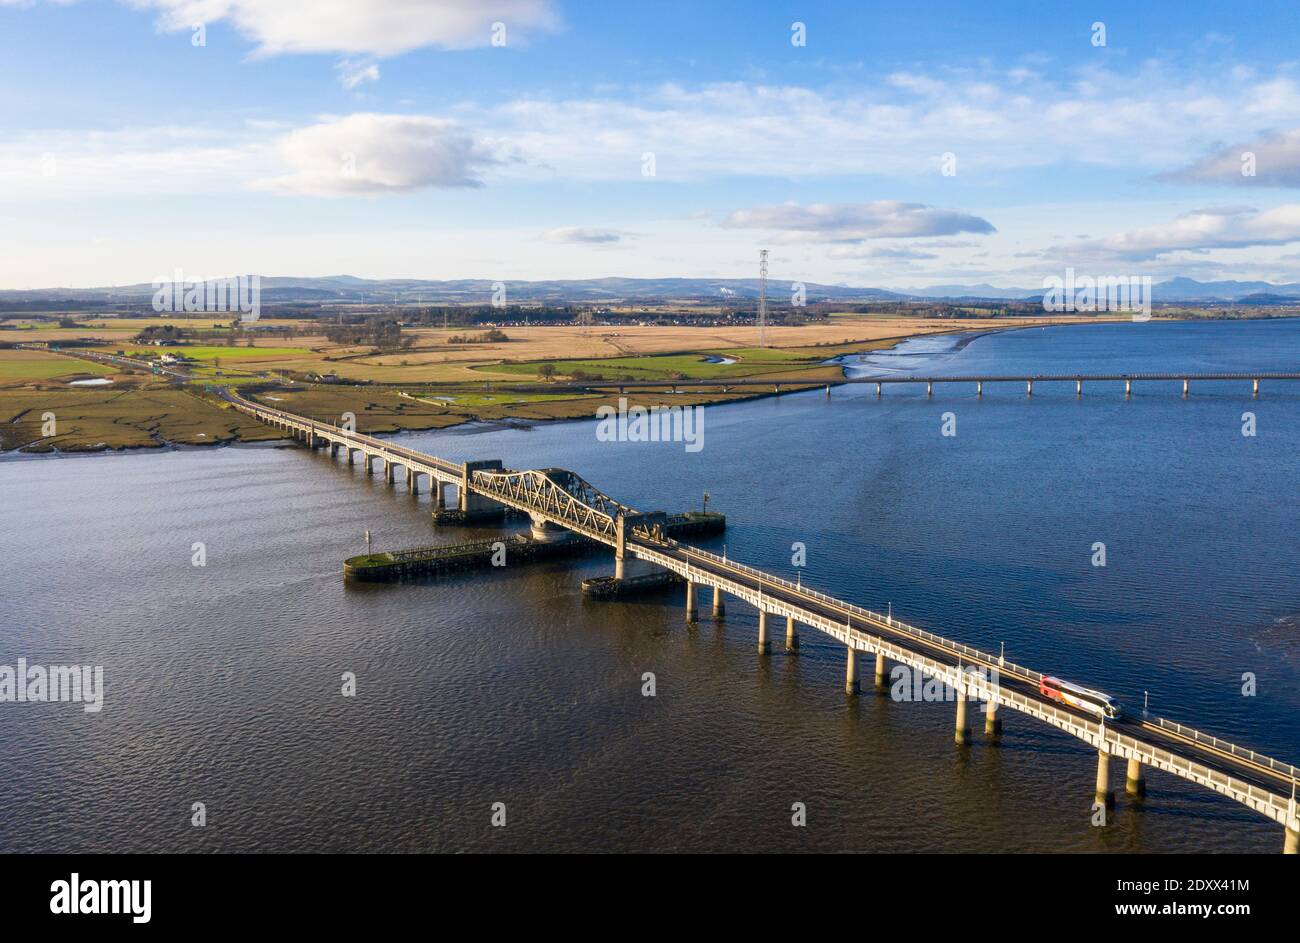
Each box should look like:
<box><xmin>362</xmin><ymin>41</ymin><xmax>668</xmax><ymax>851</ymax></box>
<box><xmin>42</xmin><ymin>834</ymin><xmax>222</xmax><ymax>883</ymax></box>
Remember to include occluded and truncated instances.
<box><xmin>1</xmin><ymin>318</ymin><xmax>1296</xmax><ymax>852</ymax></box>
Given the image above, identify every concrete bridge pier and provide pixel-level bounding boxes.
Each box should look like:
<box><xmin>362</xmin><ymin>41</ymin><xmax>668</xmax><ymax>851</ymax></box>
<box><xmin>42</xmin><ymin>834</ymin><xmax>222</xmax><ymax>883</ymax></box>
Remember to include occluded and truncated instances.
<box><xmin>845</xmin><ymin>647</ymin><xmax>860</xmax><ymax>695</ymax></box>
<box><xmin>954</xmin><ymin>691</ymin><xmax>971</xmax><ymax>745</ymax></box>
<box><xmin>1125</xmin><ymin>758</ymin><xmax>1146</xmax><ymax>797</ymax></box>
<box><xmin>407</xmin><ymin>470</ymin><xmax>419</xmax><ymax>494</ymax></box>
<box><xmin>712</xmin><ymin>587</ymin><xmax>726</xmax><ymax>619</ymax></box>
<box><xmin>1253</xmin><ymin>378</ymin><xmax>1260</xmax><ymax>398</ymax></box>
<box><xmin>460</xmin><ymin>460</ymin><xmax>506</xmax><ymax>519</ymax></box>
<box><xmin>1182</xmin><ymin>378</ymin><xmax>1189</xmax><ymax>398</ymax></box>
<box><xmin>976</xmin><ymin>380</ymin><xmax>983</xmax><ymax>397</ymax></box>
<box><xmin>984</xmin><ymin>699</ymin><xmax>1002</xmax><ymax>739</ymax></box>
<box><xmin>874</xmin><ymin>652</ymin><xmax>888</xmax><ymax>690</ymax></box>
<box><xmin>1076</xmin><ymin>379</ymin><xmax>1082</xmax><ymax>397</ymax></box>
<box><xmin>684</xmin><ymin>580</ymin><xmax>698</xmax><ymax>623</ymax></box>
<box><xmin>785</xmin><ymin>615</ymin><xmax>798</xmax><ymax>652</ymax></box>
<box><xmin>347</xmin><ymin>448</ymin><xmax>355</xmax><ymax>466</ymax></box>
<box><xmin>1285</xmin><ymin>827</ymin><xmax>1299</xmax><ymax>855</ymax></box>
<box><xmin>875</xmin><ymin>382</ymin><xmax>882</xmax><ymax>398</ymax></box>
<box><xmin>434</xmin><ymin>482</ymin><xmax>445</xmax><ymax>511</ymax></box>
<box><xmin>926</xmin><ymin>380</ymin><xmax>933</xmax><ymax>397</ymax></box>
<box><xmin>384</xmin><ymin>461</ymin><xmax>395</xmax><ymax>484</ymax></box>
<box><xmin>365</xmin><ymin>453</ymin><xmax>375</xmax><ymax>475</ymax></box>
<box><xmin>329</xmin><ymin>443</ymin><xmax>339</xmax><ymax>458</ymax></box>
<box><xmin>825</xmin><ymin>384</ymin><xmax>831</xmax><ymax>398</ymax></box>
<box><xmin>1026</xmin><ymin>379</ymin><xmax>1033</xmax><ymax>397</ymax></box>
<box><xmin>1095</xmin><ymin>750</ymin><xmax>1115</xmax><ymax>810</ymax></box>
<box><xmin>757</xmin><ymin>610</ymin><xmax>770</xmax><ymax>655</ymax></box>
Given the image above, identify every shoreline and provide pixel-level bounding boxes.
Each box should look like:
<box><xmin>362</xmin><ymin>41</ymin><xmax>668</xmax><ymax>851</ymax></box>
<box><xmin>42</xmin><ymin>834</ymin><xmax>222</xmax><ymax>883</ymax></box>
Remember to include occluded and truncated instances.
<box><xmin>0</xmin><ymin>316</ymin><xmax>1258</xmax><ymax>457</ymax></box>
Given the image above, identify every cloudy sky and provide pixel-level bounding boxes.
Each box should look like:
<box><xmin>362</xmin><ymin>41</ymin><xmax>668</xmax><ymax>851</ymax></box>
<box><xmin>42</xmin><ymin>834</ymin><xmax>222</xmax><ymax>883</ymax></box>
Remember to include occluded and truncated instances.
<box><xmin>5</xmin><ymin>0</ymin><xmax>1300</xmax><ymax>289</ymax></box>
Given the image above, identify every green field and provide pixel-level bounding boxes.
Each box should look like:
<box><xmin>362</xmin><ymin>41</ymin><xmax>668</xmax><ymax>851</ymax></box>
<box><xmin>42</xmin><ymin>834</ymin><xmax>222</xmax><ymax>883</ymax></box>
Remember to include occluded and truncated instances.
<box><xmin>477</xmin><ymin>349</ymin><xmax>821</xmax><ymax>381</ymax></box>
<box><xmin>96</xmin><ymin>345</ymin><xmax>309</xmax><ymax>362</ymax></box>
<box><xmin>0</xmin><ymin>353</ymin><xmax>116</xmax><ymax>380</ymax></box>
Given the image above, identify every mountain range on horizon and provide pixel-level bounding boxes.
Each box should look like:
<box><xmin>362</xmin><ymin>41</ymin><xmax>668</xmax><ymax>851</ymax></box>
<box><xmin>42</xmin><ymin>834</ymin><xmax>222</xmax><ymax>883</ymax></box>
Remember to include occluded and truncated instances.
<box><xmin>4</xmin><ymin>275</ymin><xmax>1300</xmax><ymax>307</ymax></box>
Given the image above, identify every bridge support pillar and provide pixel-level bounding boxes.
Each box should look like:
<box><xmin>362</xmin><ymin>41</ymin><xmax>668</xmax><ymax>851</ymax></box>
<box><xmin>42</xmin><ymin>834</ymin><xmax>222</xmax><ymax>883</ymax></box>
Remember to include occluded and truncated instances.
<box><xmin>785</xmin><ymin>615</ymin><xmax>798</xmax><ymax>652</ymax></box>
<box><xmin>1125</xmin><ymin>758</ymin><xmax>1145</xmax><ymax>797</ymax></box>
<box><xmin>845</xmin><ymin>647</ymin><xmax>859</xmax><ymax>695</ymax></box>
<box><xmin>434</xmin><ymin>482</ymin><xmax>445</xmax><ymax>510</ymax></box>
<box><xmin>365</xmin><ymin>453</ymin><xmax>375</xmax><ymax>475</ymax></box>
<box><xmin>926</xmin><ymin>381</ymin><xmax>933</xmax><ymax>397</ymax></box>
<box><xmin>1076</xmin><ymin>379</ymin><xmax>1082</xmax><ymax>397</ymax></box>
<box><xmin>1253</xmin><ymin>378</ymin><xmax>1260</xmax><ymax>398</ymax></box>
<box><xmin>984</xmin><ymin>699</ymin><xmax>1002</xmax><ymax>739</ymax></box>
<box><xmin>1182</xmin><ymin>378</ymin><xmax>1189</xmax><ymax>398</ymax></box>
<box><xmin>408</xmin><ymin>470</ymin><xmax>418</xmax><ymax>495</ymax></box>
<box><xmin>684</xmin><ymin>581</ymin><xmax>698</xmax><ymax>623</ymax></box>
<box><xmin>712</xmin><ymin>587</ymin><xmax>725</xmax><ymax>619</ymax></box>
<box><xmin>460</xmin><ymin>460</ymin><xmax>506</xmax><ymax>519</ymax></box>
<box><xmin>330</xmin><ymin>443</ymin><xmax>339</xmax><ymax>457</ymax></box>
<box><xmin>1095</xmin><ymin>750</ymin><xmax>1114</xmax><ymax>810</ymax></box>
<box><xmin>1026</xmin><ymin>379</ymin><xmax>1033</xmax><ymax>397</ymax></box>
<box><xmin>976</xmin><ymin>380</ymin><xmax>983</xmax><ymax>397</ymax></box>
<box><xmin>825</xmin><ymin>385</ymin><xmax>831</xmax><ymax>398</ymax></box>
<box><xmin>874</xmin><ymin>652</ymin><xmax>888</xmax><ymax>690</ymax></box>
<box><xmin>384</xmin><ymin>461</ymin><xmax>395</xmax><ymax>484</ymax></box>
<box><xmin>875</xmin><ymin>382</ymin><xmax>882</xmax><ymax>398</ymax></box>
<box><xmin>757</xmin><ymin>610</ymin><xmax>770</xmax><ymax>655</ymax></box>
<box><xmin>1285</xmin><ymin>827</ymin><xmax>1299</xmax><ymax>855</ymax></box>
<box><xmin>346</xmin><ymin>447</ymin><xmax>354</xmax><ymax>465</ymax></box>
<box><xmin>1125</xmin><ymin>379</ymin><xmax>1132</xmax><ymax>398</ymax></box>
<box><xmin>954</xmin><ymin>691</ymin><xmax>971</xmax><ymax>745</ymax></box>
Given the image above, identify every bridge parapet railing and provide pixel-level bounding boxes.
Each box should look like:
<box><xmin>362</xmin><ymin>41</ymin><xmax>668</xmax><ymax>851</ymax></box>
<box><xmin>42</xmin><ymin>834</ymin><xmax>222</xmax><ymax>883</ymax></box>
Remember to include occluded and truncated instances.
<box><xmin>1147</xmin><ymin>717</ymin><xmax>1298</xmax><ymax>783</ymax></box>
<box><xmin>666</xmin><ymin>540</ymin><xmax>1042</xmax><ymax>685</ymax></box>
<box><xmin>233</xmin><ymin>396</ymin><xmax>462</xmax><ymax>474</ymax></box>
<box><xmin>1104</xmin><ymin>728</ymin><xmax>1293</xmax><ymax>822</ymax></box>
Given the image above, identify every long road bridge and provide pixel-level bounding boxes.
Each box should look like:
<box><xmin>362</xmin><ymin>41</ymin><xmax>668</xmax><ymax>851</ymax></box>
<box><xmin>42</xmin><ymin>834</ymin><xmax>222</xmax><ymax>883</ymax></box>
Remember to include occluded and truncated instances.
<box><xmin>225</xmin><ymin>388</ymin><xmax>1300</xmax><ymax>852</ymax></box>
<box><xmin>508</xmin><ymin>371</ymin><xmax>1300</xmax><ymax>399</ymax></box>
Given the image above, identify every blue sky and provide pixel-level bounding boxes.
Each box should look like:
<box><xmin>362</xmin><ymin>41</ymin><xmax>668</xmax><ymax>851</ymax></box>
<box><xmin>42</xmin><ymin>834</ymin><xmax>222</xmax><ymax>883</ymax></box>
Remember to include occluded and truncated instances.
<box><xmin>4</xmin><ymin>0</ymin><xmax>1300</xmax><ymax>289</ymax></box>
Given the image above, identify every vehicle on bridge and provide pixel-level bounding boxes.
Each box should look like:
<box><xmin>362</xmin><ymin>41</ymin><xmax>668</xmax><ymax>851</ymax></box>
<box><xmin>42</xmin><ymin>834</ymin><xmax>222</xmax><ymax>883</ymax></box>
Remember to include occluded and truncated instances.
<box><xmin>1040</xmin><ymin>676</ymin><xmax>1123</xmax><ymax>719</ymax></box>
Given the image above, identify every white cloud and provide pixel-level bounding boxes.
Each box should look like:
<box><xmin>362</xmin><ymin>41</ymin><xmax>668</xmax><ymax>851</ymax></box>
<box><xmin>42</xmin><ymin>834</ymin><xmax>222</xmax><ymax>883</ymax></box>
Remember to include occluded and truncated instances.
<box><xmin>336</xmin><ymin>59</ymin><xmax>380</xmax><ymax>89</ymax></box>
<box><xmin>127</xmin><ymin>0</ymin><xmax>560</xmax><ymax>56</ymax></box>
<box><xmin>253</xmin><ymin>113</ymin><xmax>495</xmax><ymax>195</ymax></box>
<box><xmin>1172</xmin><ymin>129</ymin><xmax>1300</xmax><ymax>187</ymax></box>
<box><xmin>721</xmin><ymin>201</ymin><xmax>995</xmax><ymax>242</ymax></box>
<box><xmin>542</xmin><ymin>227</ymin><xmax>634</xmax><ymax>245</ymax></box>
<box><xmin>1050</xmin><ymin>205</ymin><xmax>1300</xmax><ymax>261</ymax></box>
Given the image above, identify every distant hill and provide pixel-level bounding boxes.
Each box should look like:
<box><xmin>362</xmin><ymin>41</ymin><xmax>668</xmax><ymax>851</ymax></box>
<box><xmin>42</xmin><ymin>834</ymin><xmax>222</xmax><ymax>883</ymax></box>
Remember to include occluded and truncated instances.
<box><xmin>7</xmin><ymin>273</ymin><xmax>1300</xmax><ymax>307</ymax></box>
<box><xmin>914</xmin><ymin>277</ymin><xmax>1300</xmax><ymax>303</ymax></box>
<box><xmin>0</xmin><ymin>275</ymin><xmax>903</xmax><ymax>306</ymax></box>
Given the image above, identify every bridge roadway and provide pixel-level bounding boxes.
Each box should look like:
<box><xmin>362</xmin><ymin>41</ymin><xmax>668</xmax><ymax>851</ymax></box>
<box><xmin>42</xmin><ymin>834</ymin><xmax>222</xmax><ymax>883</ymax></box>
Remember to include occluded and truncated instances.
<box><xmin>223</xmin><ymin>389</ymin><xmax>1300</xmax><ymax>851</ymax></box>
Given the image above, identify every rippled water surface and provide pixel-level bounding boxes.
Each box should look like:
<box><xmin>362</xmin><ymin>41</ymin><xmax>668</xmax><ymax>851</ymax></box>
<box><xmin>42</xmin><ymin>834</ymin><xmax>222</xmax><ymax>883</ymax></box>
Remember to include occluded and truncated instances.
<box><xmin>1</xmin><ymin>318</ymin><xmax>1297</xmax><ymax>852</ymax></box>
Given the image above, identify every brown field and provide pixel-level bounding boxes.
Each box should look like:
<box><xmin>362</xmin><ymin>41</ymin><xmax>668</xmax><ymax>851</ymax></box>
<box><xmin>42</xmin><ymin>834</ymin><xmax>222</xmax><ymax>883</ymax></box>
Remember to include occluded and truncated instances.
<box><xmin>0</xmin><ymin>315</ymin><xmax>1128</xmax><ymax>451</ymax></box>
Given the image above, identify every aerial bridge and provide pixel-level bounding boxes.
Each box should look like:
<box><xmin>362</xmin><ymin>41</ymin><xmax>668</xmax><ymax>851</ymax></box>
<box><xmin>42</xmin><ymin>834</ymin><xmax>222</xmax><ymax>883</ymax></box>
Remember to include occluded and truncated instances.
<box><xmin>226</xmin><ymin>389</ymin><xmax>1300</xmax><ymax>852</ymax></box>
